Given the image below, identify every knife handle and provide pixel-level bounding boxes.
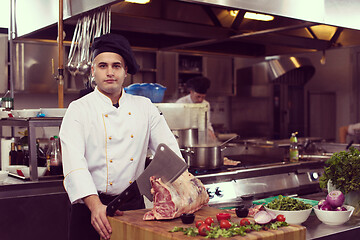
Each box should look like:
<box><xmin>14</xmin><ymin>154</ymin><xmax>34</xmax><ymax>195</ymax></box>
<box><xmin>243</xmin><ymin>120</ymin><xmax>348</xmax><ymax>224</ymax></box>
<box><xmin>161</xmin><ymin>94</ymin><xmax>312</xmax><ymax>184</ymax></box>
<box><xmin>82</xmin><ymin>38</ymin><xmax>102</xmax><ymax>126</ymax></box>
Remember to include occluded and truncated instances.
<box><xmin>106</xmin><ymin>182</ymin><xmax>140</xmax><ymax>217</ymax></box>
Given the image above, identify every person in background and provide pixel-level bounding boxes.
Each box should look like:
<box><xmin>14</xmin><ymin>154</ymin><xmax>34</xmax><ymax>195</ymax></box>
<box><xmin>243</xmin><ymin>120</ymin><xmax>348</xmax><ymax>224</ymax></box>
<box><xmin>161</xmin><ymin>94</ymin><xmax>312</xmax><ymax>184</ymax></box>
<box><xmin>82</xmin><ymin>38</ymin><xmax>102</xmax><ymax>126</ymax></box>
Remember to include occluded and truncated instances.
<box><xmin>59</xmin><ymin>33</ymin><xmax>181</xmax><ymax>240</ymax></box>
<box><xmin>176</xmin><ymin>76</ymin><xmax>217</xmax><ymax>141</ymax></box>
<box><xmin>339</xmin><ymin>123</ymin><xmax>360</xmax><ymax>143</ymax></box>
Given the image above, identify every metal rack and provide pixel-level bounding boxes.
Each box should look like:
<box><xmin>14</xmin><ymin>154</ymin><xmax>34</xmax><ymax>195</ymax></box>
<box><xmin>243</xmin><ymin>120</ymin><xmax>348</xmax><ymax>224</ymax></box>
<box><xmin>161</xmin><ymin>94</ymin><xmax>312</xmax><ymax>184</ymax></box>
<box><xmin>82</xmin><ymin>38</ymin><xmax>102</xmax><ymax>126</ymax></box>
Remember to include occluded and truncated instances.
<box><xmin>0</xmin><ymin>117</ymin><xmax>63</xmax><ymax>181</ymax></box>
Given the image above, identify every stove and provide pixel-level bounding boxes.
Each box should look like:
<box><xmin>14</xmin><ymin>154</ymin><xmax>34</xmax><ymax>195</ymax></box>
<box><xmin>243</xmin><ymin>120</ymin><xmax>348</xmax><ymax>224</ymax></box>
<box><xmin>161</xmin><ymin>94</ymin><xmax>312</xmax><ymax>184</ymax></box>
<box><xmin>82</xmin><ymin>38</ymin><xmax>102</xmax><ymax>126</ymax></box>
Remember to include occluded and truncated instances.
<box><xmin>192</xmin><ymin>159</ymin><xmax>325</xmax><ymax>208</ymax></box>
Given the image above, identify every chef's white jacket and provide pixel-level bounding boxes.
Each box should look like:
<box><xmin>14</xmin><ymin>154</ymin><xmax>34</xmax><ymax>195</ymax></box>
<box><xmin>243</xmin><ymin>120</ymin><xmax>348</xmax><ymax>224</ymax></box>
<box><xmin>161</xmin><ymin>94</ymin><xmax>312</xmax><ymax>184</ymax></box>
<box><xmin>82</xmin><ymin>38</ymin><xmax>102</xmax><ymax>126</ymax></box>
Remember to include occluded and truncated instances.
<box><xmin>59</xmin><ymin>87</ymin><xmax>181</xmax><ymax>204</ymax></box>
<box><xmin>176</xmin><ymin>94</ymin><xmax>214</xmax><ymax>133</ymax></box>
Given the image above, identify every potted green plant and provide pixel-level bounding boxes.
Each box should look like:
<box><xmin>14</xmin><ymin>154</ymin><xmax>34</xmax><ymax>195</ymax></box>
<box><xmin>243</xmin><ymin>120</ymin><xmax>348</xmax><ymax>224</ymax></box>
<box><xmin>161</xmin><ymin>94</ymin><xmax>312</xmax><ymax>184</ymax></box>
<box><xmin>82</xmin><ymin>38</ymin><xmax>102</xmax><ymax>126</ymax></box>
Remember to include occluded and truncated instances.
<box><xmin>319</xmin><ymin>147</ymin><xmax>360</xmax><ymax>215</ymax></box>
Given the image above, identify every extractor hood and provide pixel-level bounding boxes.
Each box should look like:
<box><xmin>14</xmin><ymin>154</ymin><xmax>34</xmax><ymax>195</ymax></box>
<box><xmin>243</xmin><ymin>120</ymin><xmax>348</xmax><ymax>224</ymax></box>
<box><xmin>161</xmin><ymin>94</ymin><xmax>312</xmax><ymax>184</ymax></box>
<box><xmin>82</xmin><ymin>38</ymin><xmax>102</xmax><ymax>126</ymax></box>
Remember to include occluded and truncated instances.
<box><xmin>13</xmin><ymin>0</ymin><xmax>360</xmax><ymax>57</ymax></box>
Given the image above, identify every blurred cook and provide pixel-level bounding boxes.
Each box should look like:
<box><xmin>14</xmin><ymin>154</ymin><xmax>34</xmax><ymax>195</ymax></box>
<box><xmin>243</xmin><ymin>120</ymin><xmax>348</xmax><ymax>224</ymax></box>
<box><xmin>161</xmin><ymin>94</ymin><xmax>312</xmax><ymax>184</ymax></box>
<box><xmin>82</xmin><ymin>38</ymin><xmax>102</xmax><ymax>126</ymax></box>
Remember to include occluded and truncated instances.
<box><xmin>176</xmin><ymin>76</ymin><xmax>216</xmax><ymax>141</ymax></box>
<box><xmin>59</xmin><ymin>33</ymin><xmax>181</xmax><ymax>240</ymax></box>
<box><xmin>339</xmin><ymin>122</ymin><xmax>360</xmax><ymax>143</ymax></box>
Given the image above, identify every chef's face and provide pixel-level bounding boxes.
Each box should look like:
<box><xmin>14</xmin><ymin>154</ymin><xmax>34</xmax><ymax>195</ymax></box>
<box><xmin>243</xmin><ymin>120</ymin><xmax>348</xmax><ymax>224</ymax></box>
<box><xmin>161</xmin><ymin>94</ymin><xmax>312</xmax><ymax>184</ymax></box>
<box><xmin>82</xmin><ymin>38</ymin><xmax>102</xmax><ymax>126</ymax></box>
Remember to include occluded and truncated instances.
<box><xmin>190</xmin><ymin>90</ymin><xmax>206</xmax><ymax>103</ymax></box>
<box><xmin>92</xmin><ymin>52</ymin><xmax>128</xmax><ymax>101</ymax></box>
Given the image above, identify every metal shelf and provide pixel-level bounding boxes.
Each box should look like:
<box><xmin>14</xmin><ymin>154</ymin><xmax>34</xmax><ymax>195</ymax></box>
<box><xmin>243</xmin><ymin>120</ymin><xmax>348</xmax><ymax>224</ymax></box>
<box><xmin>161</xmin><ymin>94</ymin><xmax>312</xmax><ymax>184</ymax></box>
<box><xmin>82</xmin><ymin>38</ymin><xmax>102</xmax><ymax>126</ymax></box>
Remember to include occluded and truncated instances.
<box><xmin>0</xmin><ymin>117</ymin><xmax>63</xmax><ymax>181</ymax></box>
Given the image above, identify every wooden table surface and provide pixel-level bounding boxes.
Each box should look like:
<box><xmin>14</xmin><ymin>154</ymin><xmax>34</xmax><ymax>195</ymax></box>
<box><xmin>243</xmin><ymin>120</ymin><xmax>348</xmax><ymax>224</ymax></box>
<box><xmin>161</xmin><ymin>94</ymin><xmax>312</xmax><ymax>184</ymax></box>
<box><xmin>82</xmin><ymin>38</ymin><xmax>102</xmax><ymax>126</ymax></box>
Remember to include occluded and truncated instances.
<box><xmin>107</xmin><ymin>206</ymin><xmax>306</xmax><ymax>240</ymax></box>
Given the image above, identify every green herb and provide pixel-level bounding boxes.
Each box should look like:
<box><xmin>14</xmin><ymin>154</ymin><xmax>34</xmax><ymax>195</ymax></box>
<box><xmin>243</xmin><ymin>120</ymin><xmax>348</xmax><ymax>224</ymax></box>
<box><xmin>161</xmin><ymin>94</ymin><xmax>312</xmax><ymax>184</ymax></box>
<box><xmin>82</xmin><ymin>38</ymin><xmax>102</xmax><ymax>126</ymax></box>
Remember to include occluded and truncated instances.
<box><xmin>319</xmin><ymin>147</ymin><xmax>360</xmax><ymax>194</ymax></box>
<box><xmin>266</xmin><ymin>195</ymin><xmax>312</xmax><ymax>210</ymax></box>
<box><xmin>169</xmin><ymin>221</ymin><xmax>288</xmax><ymax>238</ymax></box>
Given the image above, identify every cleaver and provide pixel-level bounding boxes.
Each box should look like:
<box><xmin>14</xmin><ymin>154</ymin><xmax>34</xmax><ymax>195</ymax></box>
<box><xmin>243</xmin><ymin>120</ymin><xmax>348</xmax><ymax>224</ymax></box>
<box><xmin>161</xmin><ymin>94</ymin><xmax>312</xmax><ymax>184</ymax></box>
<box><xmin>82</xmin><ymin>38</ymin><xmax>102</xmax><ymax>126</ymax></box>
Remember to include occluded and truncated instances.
<box><xmin>106</xmin><ymin>143</ymin><xmax>188</xmax><ymax>216</ymax></box>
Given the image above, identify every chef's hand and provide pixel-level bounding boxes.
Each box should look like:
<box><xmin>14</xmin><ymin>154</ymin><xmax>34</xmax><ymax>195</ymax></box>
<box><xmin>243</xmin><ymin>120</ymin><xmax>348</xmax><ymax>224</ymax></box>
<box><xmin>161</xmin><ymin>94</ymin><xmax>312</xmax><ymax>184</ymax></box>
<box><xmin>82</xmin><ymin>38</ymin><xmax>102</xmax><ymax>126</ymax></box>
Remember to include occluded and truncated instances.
<box><xmin>84</xmin><ymin>195</ymin><xmax>124</xmax><ymax>240</ymax></box>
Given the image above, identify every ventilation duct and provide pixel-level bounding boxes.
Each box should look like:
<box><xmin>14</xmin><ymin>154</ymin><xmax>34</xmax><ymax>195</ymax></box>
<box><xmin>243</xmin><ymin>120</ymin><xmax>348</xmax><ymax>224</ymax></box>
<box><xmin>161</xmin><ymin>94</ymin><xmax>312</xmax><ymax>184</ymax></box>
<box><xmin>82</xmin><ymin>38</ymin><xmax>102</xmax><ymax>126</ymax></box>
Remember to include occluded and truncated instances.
<box><xmin>267</xmin><ymin>57</ymin><xmax>315</xmax><ymax>85</ymax></box>
<box><xmin>236</xmin><ymin>56</ymin><xmax>315</xmax><ymax>97</ymax></box>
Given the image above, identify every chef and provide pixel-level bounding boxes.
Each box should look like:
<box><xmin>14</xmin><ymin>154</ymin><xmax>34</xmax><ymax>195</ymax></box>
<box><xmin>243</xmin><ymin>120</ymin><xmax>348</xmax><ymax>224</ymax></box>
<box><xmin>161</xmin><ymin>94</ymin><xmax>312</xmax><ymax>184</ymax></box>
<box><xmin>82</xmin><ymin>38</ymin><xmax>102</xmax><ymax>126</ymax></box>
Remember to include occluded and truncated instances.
<box><xmin>176</xmin><ymin>76</ymin><xmax>217</xmax><ymax>141</ymax></box>
<box><xmin>339</xmin><ymin>123</ymin><xmax>360</xmax><ymax>143</ymax></box>
<box><xmin>59</xmin><ymin>33</ymin><xmax>181</xmax><ymax>240</ymax></box>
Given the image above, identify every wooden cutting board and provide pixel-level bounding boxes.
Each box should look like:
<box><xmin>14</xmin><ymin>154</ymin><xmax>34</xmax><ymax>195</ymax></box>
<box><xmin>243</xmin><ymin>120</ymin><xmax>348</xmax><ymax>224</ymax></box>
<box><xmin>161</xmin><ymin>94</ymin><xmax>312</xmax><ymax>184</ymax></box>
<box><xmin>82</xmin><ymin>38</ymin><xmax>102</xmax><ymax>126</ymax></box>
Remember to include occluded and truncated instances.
<box><xmin>106</xmin><ymin>206</ymin><xmax>306</xmax><ymax>240</ymax></box>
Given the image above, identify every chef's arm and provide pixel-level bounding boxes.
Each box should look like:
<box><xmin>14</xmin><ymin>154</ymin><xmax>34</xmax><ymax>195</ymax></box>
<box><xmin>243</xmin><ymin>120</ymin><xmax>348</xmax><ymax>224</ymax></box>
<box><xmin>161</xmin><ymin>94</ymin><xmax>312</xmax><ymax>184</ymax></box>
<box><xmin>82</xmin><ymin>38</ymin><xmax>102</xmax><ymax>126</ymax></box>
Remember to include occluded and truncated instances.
<box><xmin>339</xmin><ymin>125</ymin><xmax>349</xmax><ymax>143</ymax></box>
<box><xmin>83</xmin><ymin>195</ymin><xmax>112</xmax><ymax>240</ymax></box>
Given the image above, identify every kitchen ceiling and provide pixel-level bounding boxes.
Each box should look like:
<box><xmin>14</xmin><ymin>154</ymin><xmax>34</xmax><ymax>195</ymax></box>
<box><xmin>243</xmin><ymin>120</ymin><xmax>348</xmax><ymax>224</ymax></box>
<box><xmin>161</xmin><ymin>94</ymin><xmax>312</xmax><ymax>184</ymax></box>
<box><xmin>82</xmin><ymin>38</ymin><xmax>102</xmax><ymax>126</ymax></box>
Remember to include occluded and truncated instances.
<box><xmin>24</xmin><ymin>0</ymin><xmax>360</xmax><ymax>57</ymax></box>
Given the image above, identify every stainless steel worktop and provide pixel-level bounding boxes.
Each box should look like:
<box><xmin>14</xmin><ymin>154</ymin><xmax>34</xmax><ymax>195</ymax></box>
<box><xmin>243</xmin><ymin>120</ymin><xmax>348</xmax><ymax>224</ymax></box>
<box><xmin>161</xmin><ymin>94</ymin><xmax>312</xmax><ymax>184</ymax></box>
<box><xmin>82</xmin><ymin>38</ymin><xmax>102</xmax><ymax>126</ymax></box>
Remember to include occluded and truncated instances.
<box><xmin>304</xmin><ymin>214</ymin><xmax>360</xmax><ymax>240</ymax></box>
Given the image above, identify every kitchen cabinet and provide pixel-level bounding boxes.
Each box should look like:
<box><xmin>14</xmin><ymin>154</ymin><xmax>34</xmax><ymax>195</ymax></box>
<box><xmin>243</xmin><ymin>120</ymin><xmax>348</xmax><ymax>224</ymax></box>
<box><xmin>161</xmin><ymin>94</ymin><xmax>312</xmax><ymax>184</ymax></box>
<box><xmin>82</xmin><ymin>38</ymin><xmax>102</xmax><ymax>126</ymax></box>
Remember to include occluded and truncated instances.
<box><xmin>123</xmin><ymin>51</ymin><xmax>235</xmax><ymax>100</ymax></box>
<box><xmin>203</xmin><ymin>55</ymin><xmax>234</xmax><ymax>96</ymax></box>
<box><xmin>126</xmin><ymin>50</ymin><xmax>158</xmax><ymax>85</ymax></box>
<box><xmin>177</xmin><ymin>54</ymin><xmax>203</xmax><ymax>96</ymax></box>
<box><xmin>0</xmin><ymin>118</ymin><xmax>62</xmax><ymax>181</ymax></box>
<box><xmin>176</xmin><ymin>54</ymin><xmax>235</xmax><ymax>97</ymax></box>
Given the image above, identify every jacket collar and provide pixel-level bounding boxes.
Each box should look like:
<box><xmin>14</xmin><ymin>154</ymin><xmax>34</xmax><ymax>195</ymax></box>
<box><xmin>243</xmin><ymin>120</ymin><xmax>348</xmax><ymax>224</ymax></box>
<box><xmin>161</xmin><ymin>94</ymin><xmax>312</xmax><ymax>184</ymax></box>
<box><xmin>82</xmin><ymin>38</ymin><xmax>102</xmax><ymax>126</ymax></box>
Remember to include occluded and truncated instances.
<box><xmin>94</xmin><ymin>87</ymin><xmax>127</xmax><ymax>113</ymax></box>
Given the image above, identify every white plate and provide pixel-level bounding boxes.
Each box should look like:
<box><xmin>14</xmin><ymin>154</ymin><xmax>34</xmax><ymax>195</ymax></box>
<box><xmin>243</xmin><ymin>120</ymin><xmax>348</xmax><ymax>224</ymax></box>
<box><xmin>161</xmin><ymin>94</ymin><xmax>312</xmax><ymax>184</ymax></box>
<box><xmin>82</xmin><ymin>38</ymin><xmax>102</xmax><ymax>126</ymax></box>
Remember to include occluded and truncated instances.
<box><xmin>11</xmin><ymin>109</ymin><xmax>40</xmax><ymax>118</ymax></box>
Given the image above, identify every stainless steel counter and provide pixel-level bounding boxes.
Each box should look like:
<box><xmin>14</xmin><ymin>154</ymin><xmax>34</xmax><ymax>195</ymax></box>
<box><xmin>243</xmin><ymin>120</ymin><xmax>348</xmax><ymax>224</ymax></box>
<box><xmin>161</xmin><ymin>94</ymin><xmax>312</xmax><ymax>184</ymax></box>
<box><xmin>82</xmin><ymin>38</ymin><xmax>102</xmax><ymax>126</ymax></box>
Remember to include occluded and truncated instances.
<box><xmin>304</xmin><ymin>214</ymin><xmax>360</xmax><ymax>239</ymax></box>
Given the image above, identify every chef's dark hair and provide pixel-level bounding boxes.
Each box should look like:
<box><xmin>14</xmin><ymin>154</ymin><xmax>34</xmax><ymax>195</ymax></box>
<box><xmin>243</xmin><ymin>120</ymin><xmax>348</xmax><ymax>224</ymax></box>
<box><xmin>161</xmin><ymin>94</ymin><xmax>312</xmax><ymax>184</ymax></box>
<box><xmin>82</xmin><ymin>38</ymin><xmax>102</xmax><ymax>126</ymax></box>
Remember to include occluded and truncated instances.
<box><xmin>186</xmin><ymin>76</ymin><xmax>211</xmax><ymax>94</ymax></box>
<box><xmin>91</xmin><ymin>33</ymin><xmax>139</xmax><ymax>75</ymax></box>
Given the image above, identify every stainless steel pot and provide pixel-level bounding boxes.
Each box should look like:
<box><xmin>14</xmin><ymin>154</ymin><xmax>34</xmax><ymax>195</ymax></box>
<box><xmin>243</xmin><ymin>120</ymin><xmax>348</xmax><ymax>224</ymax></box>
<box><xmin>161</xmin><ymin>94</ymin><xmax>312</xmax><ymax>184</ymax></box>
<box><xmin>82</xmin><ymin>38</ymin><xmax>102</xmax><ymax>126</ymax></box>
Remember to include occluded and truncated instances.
<box><xmin>173</xmin><ymin>128</ymin><xmax>198</xmax><ymax>148</ymax></box>
<box><xmin>182</xmin><ymin>144</ymin><xmax>225</xmax><ymax>169</ymax></box>
<box><xmin>181</xmin><ymin>135</ymin><xmax>238</xmax><ymax>169</ymax></box>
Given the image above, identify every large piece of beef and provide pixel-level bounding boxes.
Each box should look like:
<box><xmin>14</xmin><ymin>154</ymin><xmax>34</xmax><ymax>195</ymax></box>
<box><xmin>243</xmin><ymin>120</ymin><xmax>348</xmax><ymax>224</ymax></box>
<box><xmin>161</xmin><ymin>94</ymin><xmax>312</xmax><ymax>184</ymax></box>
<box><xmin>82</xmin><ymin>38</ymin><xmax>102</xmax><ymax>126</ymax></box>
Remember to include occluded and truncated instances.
<box><xmin>143</xmin><ymin>171</ymin><xmax>209</xmax><ymax>220</ymax></box>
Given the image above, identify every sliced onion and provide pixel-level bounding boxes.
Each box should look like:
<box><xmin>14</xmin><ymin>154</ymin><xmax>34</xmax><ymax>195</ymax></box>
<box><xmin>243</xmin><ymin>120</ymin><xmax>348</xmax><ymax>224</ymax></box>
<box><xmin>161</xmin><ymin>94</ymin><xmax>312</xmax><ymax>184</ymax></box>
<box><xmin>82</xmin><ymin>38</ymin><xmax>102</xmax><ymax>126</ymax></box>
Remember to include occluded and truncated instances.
<box><xmin>254</xmin><ymin>210</ymin><xmax>272</xmax><ymax>225</ymax></box>
<box><xmin>326</xmin><ymin>190</ymin><xmax>345</xmax><ymax>207</ymax></box>
<box><xmin>320</xmin><ymin>202</ymin><xmax>334</xmax><ymax>211</ymax></box>
<box><xmin>266</xmin><ymin>210</ymin><xmax>277</xmax><ymax>222</ymax></box>
<box><xmin>318</xmin><ymin>199</ymin><xmax>327</xmax><ymax>209</ymax></box>
<box><xmin>335</xmin><ymin>206</ymin><xmax>347</xmax><ymax>211</ymax></box>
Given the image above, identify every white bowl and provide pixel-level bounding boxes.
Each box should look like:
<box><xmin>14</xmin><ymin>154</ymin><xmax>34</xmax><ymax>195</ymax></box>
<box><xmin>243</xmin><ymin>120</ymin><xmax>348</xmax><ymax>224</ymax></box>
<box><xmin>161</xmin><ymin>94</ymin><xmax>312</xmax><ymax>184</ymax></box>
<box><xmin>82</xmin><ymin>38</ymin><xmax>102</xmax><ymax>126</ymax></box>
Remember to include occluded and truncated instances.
<box><xmin>0</xmin><ymin>110</ymin><xmax>11</xmax><ymax>118</ymax></box>
<box><xmin>18</xmin><ymin>167</ymin><xmax>47</xmax><ymax>178</ymax></box>
<box><xmin>313</xmin><ymin>205</ymin><xmax>354</xmax><ymax>225</ymax></box>
<box><xmin>6</xmin><ymin>165</ymin><xmax>47</xmax><ymax>178</ymax></box>
<box><xmin>265</xmin><ymin>206</ymin><xmax>312</xmax><ymax>224</ymax></box>
<box><xmin>40</xmin><ymin>108</ymin><xmax>67</xmax><ymax>117</ymax></box>
<box><xmin>11</xmin><ymin>109</ymin><xmax>40</xmax><ymax>118</ymax></box>
<box><xmin>6</xmin><ymin>165</ymin><xmax>27</xmax><ymax>175</ymax></box>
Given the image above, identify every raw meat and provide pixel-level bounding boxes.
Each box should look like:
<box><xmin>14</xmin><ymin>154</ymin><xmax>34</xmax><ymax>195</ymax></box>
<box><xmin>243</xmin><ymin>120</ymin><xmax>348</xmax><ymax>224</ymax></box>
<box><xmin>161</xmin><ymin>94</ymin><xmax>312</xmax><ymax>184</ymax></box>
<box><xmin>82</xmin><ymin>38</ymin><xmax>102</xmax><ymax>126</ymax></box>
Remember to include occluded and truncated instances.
<box><xmin>143</xmin><ymin>171</ymin><xmax>209</xmax><ymax>220</ymax></box>
<box><xmin>248</xmin><ymin>204</ymin><xmax>265</xmax><ymax>217</ymax></box>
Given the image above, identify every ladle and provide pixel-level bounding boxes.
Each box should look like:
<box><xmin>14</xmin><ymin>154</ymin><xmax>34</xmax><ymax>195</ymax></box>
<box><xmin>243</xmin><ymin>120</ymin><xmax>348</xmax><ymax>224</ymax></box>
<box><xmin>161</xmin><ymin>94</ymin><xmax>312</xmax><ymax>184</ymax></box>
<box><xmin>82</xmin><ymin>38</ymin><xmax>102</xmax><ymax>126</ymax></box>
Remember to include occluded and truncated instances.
<box><xmin>219</xmin><ymin>134</ymin><xmax>239</xmax><ymax>147</ymax></box>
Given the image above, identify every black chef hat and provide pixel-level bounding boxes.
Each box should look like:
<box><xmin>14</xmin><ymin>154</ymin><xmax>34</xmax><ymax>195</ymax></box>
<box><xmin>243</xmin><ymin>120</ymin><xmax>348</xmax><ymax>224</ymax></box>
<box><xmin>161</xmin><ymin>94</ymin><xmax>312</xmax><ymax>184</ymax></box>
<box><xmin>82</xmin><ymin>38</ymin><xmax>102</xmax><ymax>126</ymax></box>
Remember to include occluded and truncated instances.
<box><xmin>91</xmin><ymin>33</ymin><xmax>139</xmax><ymax>75</ymax></box>
<box><xmin>186</xmin><ymin>77</ymin><xmax>211</xmax><ymax>94</ymax></box>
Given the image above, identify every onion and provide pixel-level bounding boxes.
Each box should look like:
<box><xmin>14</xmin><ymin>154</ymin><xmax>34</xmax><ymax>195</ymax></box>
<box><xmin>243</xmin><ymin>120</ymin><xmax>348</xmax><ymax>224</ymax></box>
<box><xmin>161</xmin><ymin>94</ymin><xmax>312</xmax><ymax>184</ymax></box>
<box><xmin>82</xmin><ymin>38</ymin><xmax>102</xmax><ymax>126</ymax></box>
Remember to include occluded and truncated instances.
<box><xmin>326</xmin><ymin>190</ymin><xmax>345</xmax><ymax>207</ymax></box>
<box><xmin>320</xmin><ymin>202</ymin><xmax>334</xmax><ymax>211</ymax></box>
<box><xmin>335</xmin><ymin>206</ymin><xmax>347</xmax><ymax>211</ymax></box>
<box><xmin>318</xmin><ymin>199</ymin><xmax>327</xmax><ymax>209</ymax></box>
<box><xmin>254</xmin><ymin>211</ymin><xmax>272</xmax><ymax>225</ymax></box>
<box><xmin>266</xmin><ymin>210</ymin><xmax>277</xmax><ymax>222</ymax></box>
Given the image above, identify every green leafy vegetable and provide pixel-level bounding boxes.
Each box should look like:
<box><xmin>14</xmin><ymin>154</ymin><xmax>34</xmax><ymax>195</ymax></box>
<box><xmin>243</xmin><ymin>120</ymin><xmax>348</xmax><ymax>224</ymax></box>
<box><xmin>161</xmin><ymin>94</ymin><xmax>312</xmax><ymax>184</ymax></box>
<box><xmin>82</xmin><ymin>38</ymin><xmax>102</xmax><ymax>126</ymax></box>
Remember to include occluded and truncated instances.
<box><xmin>169</xmin><ymin>220</ymin><xmax>289</xmax><ymax>238</ymax></box>
<box><xmin>319</xmin><ymin>147</ymin><xmax>360</xmax><ymax>194</ymax></box>
<box><xmin>266</xmin><ymin>195</ymin><xmax>312</xmax><ymax>210</ymax></box>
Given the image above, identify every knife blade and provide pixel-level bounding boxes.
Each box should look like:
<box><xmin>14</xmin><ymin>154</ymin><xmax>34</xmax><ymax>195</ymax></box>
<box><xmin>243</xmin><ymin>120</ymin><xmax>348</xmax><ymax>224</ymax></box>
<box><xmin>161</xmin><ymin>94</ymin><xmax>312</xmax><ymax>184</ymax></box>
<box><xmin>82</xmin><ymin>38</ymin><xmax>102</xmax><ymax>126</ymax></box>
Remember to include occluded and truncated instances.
<box><xmin>106</xmin><ymin>143</ymin><xmax>188</xmax><ymax>216</ymax></box>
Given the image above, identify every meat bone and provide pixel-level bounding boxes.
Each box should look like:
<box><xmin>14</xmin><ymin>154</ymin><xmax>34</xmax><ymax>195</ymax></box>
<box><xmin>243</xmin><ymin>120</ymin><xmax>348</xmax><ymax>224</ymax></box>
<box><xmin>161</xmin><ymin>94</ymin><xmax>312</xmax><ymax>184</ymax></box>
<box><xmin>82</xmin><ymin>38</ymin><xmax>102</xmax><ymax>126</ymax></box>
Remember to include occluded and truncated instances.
<box><xmin>106</xmin><ymin>143</ymin><xmax>188</xmax><ymax>216</ymax></box>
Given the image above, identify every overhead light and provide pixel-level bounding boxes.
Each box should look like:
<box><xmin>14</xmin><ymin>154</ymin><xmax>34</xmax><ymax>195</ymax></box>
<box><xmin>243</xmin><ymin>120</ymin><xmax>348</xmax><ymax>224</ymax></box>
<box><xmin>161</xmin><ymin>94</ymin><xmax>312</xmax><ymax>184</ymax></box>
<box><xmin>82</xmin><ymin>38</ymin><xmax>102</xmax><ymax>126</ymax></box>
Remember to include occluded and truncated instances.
<box><xmin>244</xmin><ymin>12</ymin><xmax>274</xmax><ymax>21</ymax></box>
<box><xmin>125</xmin><ymin>0</ymin><xmax>151</xmax><ymax>4</ymax></box>
<box><xmin>229</xmin><ymin>10</ymin><xmax>274</xmax><ymax>21</ymax></box>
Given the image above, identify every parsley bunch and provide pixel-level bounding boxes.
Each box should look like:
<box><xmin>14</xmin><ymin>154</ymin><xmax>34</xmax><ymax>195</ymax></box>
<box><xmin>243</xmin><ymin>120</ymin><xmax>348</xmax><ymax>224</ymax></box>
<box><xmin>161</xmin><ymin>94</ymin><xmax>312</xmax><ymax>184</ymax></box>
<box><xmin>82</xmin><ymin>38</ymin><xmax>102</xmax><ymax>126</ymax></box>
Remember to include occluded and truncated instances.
<box><xmin>319</xmin><ymin>147</ymin><xmax>360</xmax><ymax>194</ymax></box>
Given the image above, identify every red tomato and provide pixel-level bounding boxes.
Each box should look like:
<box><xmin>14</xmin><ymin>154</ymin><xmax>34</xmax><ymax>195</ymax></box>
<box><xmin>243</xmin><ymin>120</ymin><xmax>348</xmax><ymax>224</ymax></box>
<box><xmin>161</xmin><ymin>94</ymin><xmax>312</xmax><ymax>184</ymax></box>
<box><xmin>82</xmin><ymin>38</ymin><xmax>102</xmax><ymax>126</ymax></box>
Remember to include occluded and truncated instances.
<box><xmin>276</xmin><ymin>214</ymin><xmax>286</xmax><ymax>222</ymax></box>
<box><xmin>198</xmin><ymin>224</ymin><xmax>210</xmax><ymax>236</ymax></box>
<box><xmin>216</xmin><ymin>212</ymin><xmax>231</xmax><ymax>222</ymax></box>
<box><xmin>240</xmin><ymin>218</ymin><xmax>250</xmax><ymax>226</ymax></box>
<box><xmin>195</xmin><ymin>220</ymin><xmax>205</xmax><ymax>228</ymax></box>
<box><xmin>219</xmin><ymin>219</ymin><xmax>232</xmax><ymax>229</ymax></box>
<box><xmin>204</xmin><ymin>217</ymin><xmax>214</xmax><ymax>226</ymax></box>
